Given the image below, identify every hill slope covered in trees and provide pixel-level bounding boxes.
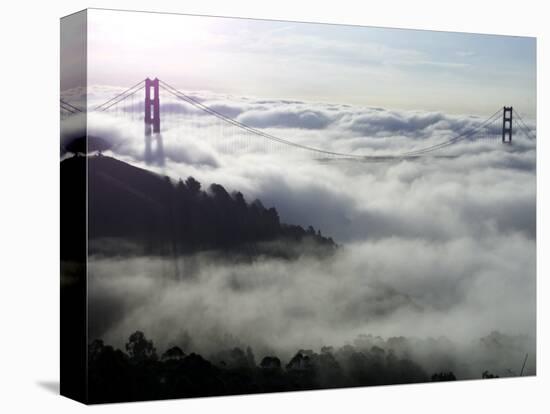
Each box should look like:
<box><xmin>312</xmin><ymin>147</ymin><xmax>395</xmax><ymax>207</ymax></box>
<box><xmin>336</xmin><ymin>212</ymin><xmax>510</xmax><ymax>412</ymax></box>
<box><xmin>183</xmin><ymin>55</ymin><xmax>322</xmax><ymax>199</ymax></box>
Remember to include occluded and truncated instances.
<box><xmin>61</xmin><ymin>155</ymin><xmax>336</xmax><ymax>260</ymax></box>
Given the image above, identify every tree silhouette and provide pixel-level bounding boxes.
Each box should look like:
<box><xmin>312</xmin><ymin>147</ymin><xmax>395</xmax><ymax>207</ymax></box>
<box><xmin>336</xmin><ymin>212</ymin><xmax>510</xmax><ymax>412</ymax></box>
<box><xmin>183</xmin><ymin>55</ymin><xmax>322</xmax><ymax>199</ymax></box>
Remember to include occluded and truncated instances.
<box><xmin>69</xmin><ymin>155</ymin><xmax>337</xmax><ymax>259</ymax></box>
<box><xmin>431</xmin><ymin>371</ymin><xmax>456</xmax><ymax>381</ymax></box>
<box><xmin>260</xmin><ymin>356</ymin><xmax>282</xmax><ymax>370</ymax></box>
<box><xmin>125</xmin><ymin>331</ymin><xmax>157</xmax><ymax>362</ymax></box>
<box><xmin>87</xmin><ymin>330</ymin><xmax>436</xmax><ymax>403</ymax></box>
<box><xmin>185</xmin><ymin>176</ymin><xmax>201</xmax><ymax>196</ymax></box>
<box><xmin>161</xmin><ymin>346</ymin><xmax>186</xmax><ymax>362</ymax></box>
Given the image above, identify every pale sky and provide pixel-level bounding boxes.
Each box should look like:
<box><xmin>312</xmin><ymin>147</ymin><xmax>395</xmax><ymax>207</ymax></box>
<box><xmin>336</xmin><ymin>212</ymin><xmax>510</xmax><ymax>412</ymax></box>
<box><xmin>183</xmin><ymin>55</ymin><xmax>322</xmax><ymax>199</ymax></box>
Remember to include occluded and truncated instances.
<box><xmin>87</xmin><ymin>8</ymin><xmax>536</xmax><ymax>117</ymax></box>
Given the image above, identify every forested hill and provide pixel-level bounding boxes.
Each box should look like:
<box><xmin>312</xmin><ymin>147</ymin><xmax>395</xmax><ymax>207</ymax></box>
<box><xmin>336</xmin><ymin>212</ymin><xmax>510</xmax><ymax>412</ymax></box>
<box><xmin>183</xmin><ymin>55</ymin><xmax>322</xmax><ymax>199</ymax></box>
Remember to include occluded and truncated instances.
<box><xmin>61</xmin><ymin>155</ymin><xmax>336</xmax><ymax>259</ymax></box>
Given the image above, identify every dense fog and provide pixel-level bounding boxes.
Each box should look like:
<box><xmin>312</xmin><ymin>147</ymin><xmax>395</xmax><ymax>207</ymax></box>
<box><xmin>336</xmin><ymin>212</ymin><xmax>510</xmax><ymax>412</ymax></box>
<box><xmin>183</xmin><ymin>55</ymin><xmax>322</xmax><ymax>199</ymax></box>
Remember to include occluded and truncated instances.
<box><xmin>79</xmin><ymin>85</ymin><xmax>536</xmax><ymax>378</ymax></box>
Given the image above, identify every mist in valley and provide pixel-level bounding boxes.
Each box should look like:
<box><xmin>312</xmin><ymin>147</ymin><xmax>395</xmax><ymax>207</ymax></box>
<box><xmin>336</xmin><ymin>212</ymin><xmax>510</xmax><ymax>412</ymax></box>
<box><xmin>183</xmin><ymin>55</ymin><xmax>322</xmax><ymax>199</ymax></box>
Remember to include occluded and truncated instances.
<box><xmin>77</xmin><ymin>87</ymin><xmax>537</xmax><ymax>380</ymax></box>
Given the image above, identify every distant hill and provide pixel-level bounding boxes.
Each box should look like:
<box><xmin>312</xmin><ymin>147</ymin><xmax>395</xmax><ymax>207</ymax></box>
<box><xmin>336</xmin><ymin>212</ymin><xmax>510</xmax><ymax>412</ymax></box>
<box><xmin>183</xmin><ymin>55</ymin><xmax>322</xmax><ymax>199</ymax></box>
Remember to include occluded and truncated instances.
<box><xmin>61</xmin><ymin>155</ymin><xmax>336</xmax><ymax>260</ymax></box>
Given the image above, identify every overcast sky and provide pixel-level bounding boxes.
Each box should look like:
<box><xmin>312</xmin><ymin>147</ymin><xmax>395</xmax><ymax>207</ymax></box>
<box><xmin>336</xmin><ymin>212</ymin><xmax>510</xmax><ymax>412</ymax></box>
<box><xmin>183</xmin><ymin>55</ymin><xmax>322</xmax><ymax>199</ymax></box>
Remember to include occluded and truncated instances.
<box><xmin>87</xmin><ymin>8</ymin><xmax>536</xmax><ymax>118</ymax></box>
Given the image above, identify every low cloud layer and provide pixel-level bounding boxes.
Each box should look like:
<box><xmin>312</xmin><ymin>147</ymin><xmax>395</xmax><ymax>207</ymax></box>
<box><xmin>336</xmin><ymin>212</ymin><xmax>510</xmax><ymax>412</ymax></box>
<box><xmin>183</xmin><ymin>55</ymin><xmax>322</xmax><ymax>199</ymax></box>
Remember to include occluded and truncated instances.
<box><xmin>65</xmin><ymin>85</ymin><xmax>536</xmax><ymax>378</ymax></box>
<box><xmin>88</xmin><ymin>234</ymin><xmax>536</xmax><ymax>378</ymax></box>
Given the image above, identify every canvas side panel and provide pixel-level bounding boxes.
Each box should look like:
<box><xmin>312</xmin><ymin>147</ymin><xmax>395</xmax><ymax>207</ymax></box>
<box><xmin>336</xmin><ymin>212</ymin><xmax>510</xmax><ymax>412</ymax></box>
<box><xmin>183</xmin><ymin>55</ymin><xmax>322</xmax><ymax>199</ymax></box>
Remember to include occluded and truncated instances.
<box><xmin>60</xmin><ymin>9</ymin><xmax>88</xmax><ymax>404</ymax></box>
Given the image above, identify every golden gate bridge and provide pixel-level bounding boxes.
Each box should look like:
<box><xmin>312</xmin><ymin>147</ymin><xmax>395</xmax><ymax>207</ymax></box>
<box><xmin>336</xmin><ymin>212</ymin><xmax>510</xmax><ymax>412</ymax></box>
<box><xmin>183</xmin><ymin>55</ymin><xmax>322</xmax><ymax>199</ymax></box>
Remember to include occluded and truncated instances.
<box><xmin>60</xmin><ymin>77</ymin><xmax>537</xmax><ymax>165</ymax></box>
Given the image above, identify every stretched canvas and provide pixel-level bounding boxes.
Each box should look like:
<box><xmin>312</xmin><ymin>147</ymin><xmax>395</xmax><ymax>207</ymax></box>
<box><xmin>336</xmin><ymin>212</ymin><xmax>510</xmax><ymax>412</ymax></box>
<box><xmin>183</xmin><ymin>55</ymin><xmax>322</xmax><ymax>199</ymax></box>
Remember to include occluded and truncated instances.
<box><xmin>60</xmin><ymin>8</ymin><xmax>537</xmax><ymax>404</ymax></box>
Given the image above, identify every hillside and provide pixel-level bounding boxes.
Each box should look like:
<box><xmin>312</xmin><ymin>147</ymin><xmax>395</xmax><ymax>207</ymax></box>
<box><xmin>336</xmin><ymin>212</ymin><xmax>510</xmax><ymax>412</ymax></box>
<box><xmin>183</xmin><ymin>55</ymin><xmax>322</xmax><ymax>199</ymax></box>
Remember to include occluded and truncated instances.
<box><xmin>61</xmin><ymin>155</ymin><xmax>336</xmax><ymax>260</ymax></box>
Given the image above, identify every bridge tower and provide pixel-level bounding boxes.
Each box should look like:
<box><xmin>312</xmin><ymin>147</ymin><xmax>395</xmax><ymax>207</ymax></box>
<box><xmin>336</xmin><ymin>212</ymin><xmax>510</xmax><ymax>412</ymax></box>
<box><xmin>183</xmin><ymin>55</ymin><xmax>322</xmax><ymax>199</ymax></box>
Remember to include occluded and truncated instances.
<box><xmin>502</xmin><ymin>106</ymin><xmax>513</xmax><ymax>144</ymax></box>
<box><xmin>145</xmin><ymin>78</ymin><xmax>160</xmax><ymax>133</ymax></box>
<box><xmin>144</xmin><ymin>77</ymin><xmax>164</xmax><ymax>165</ymax></box>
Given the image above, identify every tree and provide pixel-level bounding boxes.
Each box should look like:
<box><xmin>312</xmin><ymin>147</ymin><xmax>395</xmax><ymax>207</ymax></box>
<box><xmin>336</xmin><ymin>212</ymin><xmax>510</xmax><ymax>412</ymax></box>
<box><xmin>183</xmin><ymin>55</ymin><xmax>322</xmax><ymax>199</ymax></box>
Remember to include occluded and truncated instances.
<box><xmin>161</xmin><ymin>346</ymin><xmax>186</xmax><ymax>361</ymax></box>
<box><xmin>125</xmin><ymin>331</ymin><xmax>157</xmax><ymax>362</ymax></box>
<box><xmin>185</xmin><ymin>176</ymin><xmax>201</xmax><ymax>196</ymax></box>
<box><xmin>233</xmin><ymin>191</ymin><xmax>247</xmax><ymax>208</ymax></box>
<box><xmin>210</xmin><ymin>183</ymin><xmax>231</xmax><ymax>201</ymax></box>
<box><xmin>176</xmin><ymin>178</ymin><xmax>185</xmax><ymax>192</ymax></box>
<box><xmin>260</xmin><ymin>356</ymin><xmax>281</xmax><ymax>370</ymax></box>
<box><xmin>431</xmin><ymin>371</ymin><xmax>456</xmax><ymax>381</ymax></box>
<box><xmin>88</xmin><ymin>339</ymin><xmax>105</xmax><ymax>362</ymax></box>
